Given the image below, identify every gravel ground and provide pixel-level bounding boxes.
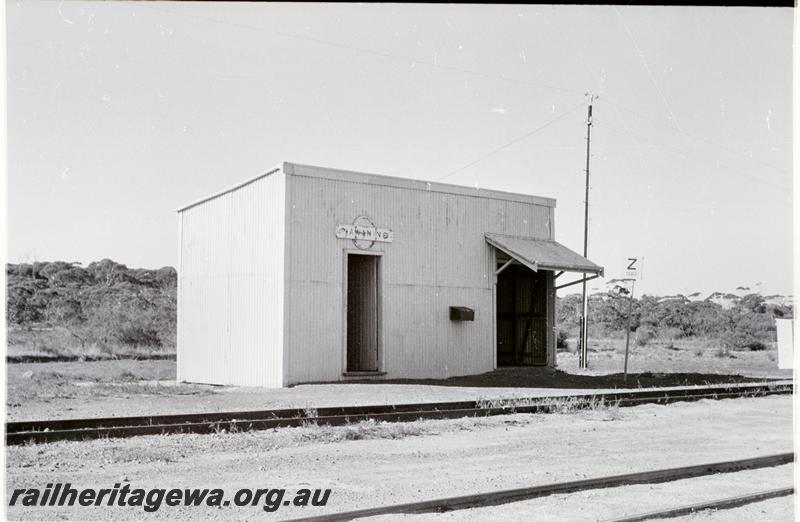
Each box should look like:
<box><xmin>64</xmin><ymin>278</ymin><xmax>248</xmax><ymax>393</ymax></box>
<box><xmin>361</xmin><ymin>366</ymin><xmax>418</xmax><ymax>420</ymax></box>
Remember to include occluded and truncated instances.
<box><xmin>7</xmin><ymin>358</ymin><xmax>788</xmax><ymax>422</ymax></box>
<box><xmin>6</xmin><ymin>395</ymin><xmax>792</xmax><ymax>521</ymax></box>
<box><xmin>670</xmin><ymin>495</ymin><xmax>794</xmax><ymax>521</ymax></box>
<box><xmin>373</xmin><ymin>465</ymin><xmax>793</xmax><ymax>521</ymax></box>
<box><xmin>557</xmin><ymin>338</ymin><xmax>789</xmax><ymax>380</ymax></box>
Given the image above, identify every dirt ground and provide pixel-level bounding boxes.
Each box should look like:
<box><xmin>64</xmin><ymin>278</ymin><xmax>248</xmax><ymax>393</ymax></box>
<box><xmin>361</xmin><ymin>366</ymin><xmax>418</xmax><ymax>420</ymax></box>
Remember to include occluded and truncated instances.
<box><xmin>373</xmin><ymin>465</ymin><xmax>794</xmax><ymax>521</ymax></box>
<box><xmin>5</xmin><ymin>355</ymin><xmax>789</xmax><ymax>422</ymax></box>
<box><xmin>557</xmin><ymin>337</ymin><xmax>790</xmax><ymax>380</ymax></box>
<box><xmin>5</xmin><ymin>395</ymin><xmax>793</xmax><ymax>520</ymax></box>
<box><xmin>5</xmin><ymin>326</ymin><xmax>175</xmax><ymax>363</ymax></box>
<box><xmin>671</xmin><ymin>496</ymin><xmax>793</xmax><ymax>521</ymax></box>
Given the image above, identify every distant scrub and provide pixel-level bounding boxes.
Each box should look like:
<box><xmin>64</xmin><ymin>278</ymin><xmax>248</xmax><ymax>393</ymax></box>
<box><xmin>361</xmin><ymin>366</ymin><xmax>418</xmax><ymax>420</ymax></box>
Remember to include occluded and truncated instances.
<box><xmin>7</xmin><ymin>259</ymin><xmax>176</xmax><ymax>355</ymax></box>
<box><xmin>6</xmin><ymin>259</ymin><xmax>791</xmax><ymax>357</ymax></box>
<box><xmin>557</xmin><ymin>292</ymin><xmax>791</xmax><ymax>351</ymax></box>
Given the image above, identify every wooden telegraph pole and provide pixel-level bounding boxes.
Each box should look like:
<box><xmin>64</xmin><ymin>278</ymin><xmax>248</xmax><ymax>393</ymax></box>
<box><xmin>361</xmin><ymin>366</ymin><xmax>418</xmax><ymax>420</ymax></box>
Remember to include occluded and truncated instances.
<box><xmin>579</xmin><ymin>95</ymin><xmax>595</xmax><ymax>369</ymax></box>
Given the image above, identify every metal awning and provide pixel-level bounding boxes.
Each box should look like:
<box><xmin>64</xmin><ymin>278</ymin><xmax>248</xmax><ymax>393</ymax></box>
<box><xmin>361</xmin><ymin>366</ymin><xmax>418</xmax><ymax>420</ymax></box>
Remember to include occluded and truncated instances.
<box><xmin>485</xmin><ymin>233</ymin><xmax>604</xmax><ymax>277</ymax></box>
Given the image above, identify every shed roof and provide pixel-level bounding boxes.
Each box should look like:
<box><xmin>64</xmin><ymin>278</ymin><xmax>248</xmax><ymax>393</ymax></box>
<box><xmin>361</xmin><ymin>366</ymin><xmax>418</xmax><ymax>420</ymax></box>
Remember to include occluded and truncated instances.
<box><xmin>176</xmin><ymin>162</ymin><xmax>557</xmax><ymax>212</ymax></box>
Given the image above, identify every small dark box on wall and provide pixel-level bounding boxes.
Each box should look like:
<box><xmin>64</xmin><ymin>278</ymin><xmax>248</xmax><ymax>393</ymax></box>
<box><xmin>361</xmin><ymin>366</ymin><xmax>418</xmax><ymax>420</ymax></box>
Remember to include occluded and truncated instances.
<box><xmin>449</xmin><ymin>306</ymin><xmax>475</xmax><ymax>321</ymax></box>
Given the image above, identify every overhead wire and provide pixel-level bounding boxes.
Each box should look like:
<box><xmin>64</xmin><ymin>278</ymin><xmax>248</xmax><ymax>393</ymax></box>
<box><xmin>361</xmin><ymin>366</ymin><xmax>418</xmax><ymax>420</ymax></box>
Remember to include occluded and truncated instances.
<box><xmin>607</xmin><ymin>97</ymin><xmax>652</xmax><ymax>174</ymax></box>
<box><xmin>437</xmin><ymin>100</ymin><xmax>587</xmax><ymax>181</ymax></box>
<box><xmin>611</xmin><ymin>6</ymin><xmax>789</xmax><ymax>177</ymax></box>
<box><xmin>595</xmin><ymin>118</ymin><xmax>791</xmax><ymax>201</ymax></box>
<box><xmin>603</xmin><ymin>96</ymin><xmax>790</xmax><ymax>174</ymax></box>
<box><xmin>138</xmin><ymin>4</ymin><xmax>586</xmax><ymax>96</ymax></box>
<box><xmin>613</xmin><ymin>5</ymin><xmax>686</xmax><ymax>138</ymax></box>
<box><xmin>138</xmin><ymin>3</ymin><xmax>790</xmax><ymax>191</ymax></box>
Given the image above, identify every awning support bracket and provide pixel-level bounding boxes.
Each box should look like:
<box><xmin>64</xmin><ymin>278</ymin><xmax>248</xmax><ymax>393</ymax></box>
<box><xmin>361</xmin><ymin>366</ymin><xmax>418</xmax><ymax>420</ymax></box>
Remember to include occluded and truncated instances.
<box><xmin>555</xmin><ymin>274</ymin><xmax>600</xmax><ymax>290</ymax></box>
<box><xmin>495</xmin><ymin>258</ymin><xmax>514</xmax><ymax>276</ymax></box>
<box><xmin>554</xmin><ymin>271</ymin><xmax>565</xmax><ymax>280</ymax></box>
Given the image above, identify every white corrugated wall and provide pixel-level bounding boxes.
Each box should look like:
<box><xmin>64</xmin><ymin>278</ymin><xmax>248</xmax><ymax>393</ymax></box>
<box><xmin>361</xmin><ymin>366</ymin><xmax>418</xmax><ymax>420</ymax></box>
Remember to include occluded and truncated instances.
<box><xmin>177</xmin><ymin>171</ymin><xmax>286</xmax><ymax>387</ymax></box>
<box><xmin>283</xmin><ymin>164</ymin><xmax>553</xmax><ymax>384</ymax></box>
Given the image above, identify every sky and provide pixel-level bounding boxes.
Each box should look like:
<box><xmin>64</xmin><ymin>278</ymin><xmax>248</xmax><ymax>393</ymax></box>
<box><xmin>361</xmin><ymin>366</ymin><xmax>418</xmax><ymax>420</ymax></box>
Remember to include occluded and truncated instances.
<box><xmin>6</xmin><ymin>3</ymin><xmax>794</xmax><ymax>297</ymax></box>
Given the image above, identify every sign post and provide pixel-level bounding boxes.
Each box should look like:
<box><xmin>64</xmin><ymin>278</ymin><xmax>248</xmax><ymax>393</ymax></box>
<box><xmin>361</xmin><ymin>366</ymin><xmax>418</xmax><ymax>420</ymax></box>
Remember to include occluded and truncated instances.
<box><xmin>622</xmin><ymin>257</ymin><xmax>642</xmax><ymax>383</ymax></box>
<box><xmin>622</xmin><ymin>279</ymin><xmax>635</xmax><ymax>383</ymax></box>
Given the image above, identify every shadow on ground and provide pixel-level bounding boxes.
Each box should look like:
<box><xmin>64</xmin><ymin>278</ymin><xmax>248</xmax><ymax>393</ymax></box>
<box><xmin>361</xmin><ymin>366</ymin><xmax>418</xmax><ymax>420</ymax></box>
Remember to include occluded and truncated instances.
<box><xmin>325</xmin><ymin>367</ymin><xmax>784</xmax><ymax>389</ymax></box>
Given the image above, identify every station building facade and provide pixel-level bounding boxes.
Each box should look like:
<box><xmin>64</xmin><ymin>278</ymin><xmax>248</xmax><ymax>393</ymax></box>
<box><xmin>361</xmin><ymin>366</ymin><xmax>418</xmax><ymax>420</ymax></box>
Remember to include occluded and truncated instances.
<box><xmin>176</xmin><ymin>162</ymin><xmax>603</xmax><ymax>387</ymax></box>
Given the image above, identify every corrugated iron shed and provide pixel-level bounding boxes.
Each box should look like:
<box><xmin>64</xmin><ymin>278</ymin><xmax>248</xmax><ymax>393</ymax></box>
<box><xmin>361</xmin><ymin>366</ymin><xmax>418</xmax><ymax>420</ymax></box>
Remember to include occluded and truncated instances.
<box><xmin>177</xmin><ymin>162</ymin><xmax>602</xmax><ymax>387</ymax></box>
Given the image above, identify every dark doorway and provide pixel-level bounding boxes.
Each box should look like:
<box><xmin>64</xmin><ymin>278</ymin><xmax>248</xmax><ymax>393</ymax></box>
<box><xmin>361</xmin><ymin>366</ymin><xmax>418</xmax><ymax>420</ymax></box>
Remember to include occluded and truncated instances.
<box><xmin>496</xmin><ymin>264</ymin><xmax>547</xmax><ymax>366</ymax></box>
<box><xmin>346</xmin><ymin>254</ymin><xmax>379</xmax><ymax>372</ymax></box>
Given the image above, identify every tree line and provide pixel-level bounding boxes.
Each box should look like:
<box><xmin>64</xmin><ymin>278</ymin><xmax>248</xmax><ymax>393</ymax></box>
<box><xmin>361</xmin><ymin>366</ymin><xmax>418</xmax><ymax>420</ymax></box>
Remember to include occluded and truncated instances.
<box><xmin>557</xmin><ymin>290</ymin><xmax>792</xmax><ymax>351</ymax></box>
<box><xmin>7</xmin><ymin>260</ymin><xmax>176</xmax><ymax>351</ymax></box>
<box><xmin>7</xmin><ymin>260</ymin><xmax>791</xmax><ymax>354</ymax></box>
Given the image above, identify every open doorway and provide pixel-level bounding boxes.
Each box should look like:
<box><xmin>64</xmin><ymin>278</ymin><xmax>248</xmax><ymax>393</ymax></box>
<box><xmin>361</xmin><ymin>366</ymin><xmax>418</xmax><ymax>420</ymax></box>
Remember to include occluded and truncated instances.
<box><xmin>346</xmin><ymin>253</ymin><xmax>380</xmax><ymax>372</ymax></box>
<box><xmin>496</xmin><ymin>264</ymin><xmax>547</xmax><ymax>366</ymax></box>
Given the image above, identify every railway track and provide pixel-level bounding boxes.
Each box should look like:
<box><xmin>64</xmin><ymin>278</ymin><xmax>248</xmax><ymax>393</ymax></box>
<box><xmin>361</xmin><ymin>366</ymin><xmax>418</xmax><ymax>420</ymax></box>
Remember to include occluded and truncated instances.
<box><xmin>6</xmin><ymin>381</ymin><xmax>791</xmax><ymax>445</ymax></box>
<box><xmin>289</xmin><ymin>453</ymin><xmax>795</xmax><ymax>521</ymax></box>
<box><xmin>607</xmin><ymin>487</ymin><xmax>794</xmax><ymax>522</ymax></box>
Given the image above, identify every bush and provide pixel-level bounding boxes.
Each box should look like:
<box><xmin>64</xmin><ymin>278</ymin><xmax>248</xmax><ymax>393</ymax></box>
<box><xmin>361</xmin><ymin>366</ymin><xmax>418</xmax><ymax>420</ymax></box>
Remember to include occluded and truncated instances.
<box><xmin>745</xmin><ymin>341</ymin><xmax>768</xmax><ymax>351</ymax></box>
<box><xmin>115</xmin><ymin>326</ymin><xmax>163</xmax><ymax>347</ymax></box>
<box><xmin>557</xmin><ymin>291</ymin><xmax>789</xmax><ymax>350</ymax></box>
<box><xmin>721</xmin><ymin>329</ymin><xmax>770</xmax><ymax>352</ymax></box>
<box><xmin>6</xmin><ymin>260</ymin><xmax>176</xmax><ymax>355</ymax></box>
<box><xmin>635</xmin><ymin>326</ymin><xmax>657</xmax><ymax>346</ymax></box>
<box><xmin>556</xmin><ymin>330</ymin><xmax>569</xmax><ymax>350</ymax></box>
<box><xmin>659</xmin><ymin>326</ymin><xmax>685</xmax><ymax>341</ymax></box>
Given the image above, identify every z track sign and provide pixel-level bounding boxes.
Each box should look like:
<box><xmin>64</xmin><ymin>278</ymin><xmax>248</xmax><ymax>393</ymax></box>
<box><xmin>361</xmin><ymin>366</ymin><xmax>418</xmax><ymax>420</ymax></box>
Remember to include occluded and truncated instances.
<box><xmin>624</xmin><ymin>257</ymin><xmax>643</xmax><ymax>280</ymax></box>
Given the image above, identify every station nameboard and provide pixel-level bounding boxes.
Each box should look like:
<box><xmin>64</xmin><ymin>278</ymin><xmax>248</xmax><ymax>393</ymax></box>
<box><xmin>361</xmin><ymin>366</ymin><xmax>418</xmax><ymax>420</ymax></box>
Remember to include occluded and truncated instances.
<box><xmin>336</xmin><ymin>224</ymin><xmax>393</xmax><ymax>243</ymax></box>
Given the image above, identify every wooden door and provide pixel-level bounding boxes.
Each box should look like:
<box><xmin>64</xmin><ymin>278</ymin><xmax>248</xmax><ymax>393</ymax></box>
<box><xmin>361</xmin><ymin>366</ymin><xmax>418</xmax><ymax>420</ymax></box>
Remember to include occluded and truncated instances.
<box><xmin>347</xmin><ymin>254</ymin><xmax>379</xmax><ymax>372</ymax></box>
<box><xmin>497</xmin><ymin>265</ymin><xmax>547</xmax><ymax>366</ymax></box>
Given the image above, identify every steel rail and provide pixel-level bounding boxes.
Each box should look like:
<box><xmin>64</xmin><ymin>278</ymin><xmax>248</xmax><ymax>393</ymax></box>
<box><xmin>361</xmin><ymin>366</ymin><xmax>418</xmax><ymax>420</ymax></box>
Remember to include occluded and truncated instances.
<box><xmin>8</xmin><ymin>381</ymin><xmax>790</xmax><ymax>432</ymax></box>
<box><xmin>288</xmin><ymin>453</ymin><xmax>794</xmax><ymax>521</ymax></box>
<box><xmin>605</xmin><ymin>486</ymin><xmax>794</xmax><ymax>521</ymax></box>
<box><xmin>6</xmin><ymin>382</ymin><xmax>792</xmax><ymax>445</ymax></box>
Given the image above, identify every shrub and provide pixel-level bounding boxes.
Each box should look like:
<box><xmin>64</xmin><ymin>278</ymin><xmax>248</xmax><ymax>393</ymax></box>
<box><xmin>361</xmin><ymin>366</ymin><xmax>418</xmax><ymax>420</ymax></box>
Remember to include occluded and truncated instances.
<box><xmin>6</xmin><ymin>260</ymin><xmax>176</xmax><ymax>355</ymax></box>
<box><xmin>115</xmin><ymin>326</ymin><xmax>162</xmax><ymax>347</ymax></box>
<box><xmin>659</xmin><ymin>326</ymin><xmax>685</xmax><ymax>341</ymax></box>
<box><xmin>635</xmin><ymin>326</ymin><xmax>657</xmax><ymax>347</ymax></box>
<box><xmin>721</xmin><ymin>329</ymin><xmax>770</xmax><ymax>352</ymax></box>
<box><xmin>556</xmin><ymin>330</ymin><xmax>569</xmax><ymax>350</ymax></box>
<box><xmin>745</xmin><ymin>341</ymin><xmax>768</xmax><ymax>351</ymax></box>
<box><xmin>715</xmin><ymin>346</ymin><xmax>730</xmax><ymax>358</ymax></box>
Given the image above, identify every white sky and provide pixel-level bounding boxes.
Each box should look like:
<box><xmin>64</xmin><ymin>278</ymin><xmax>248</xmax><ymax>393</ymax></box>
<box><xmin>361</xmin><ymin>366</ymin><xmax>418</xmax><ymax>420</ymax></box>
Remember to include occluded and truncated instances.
<box><xmin>6</xmin><ymin>3</ymin><xmax>794</xmax><ymax>296</ymax></box>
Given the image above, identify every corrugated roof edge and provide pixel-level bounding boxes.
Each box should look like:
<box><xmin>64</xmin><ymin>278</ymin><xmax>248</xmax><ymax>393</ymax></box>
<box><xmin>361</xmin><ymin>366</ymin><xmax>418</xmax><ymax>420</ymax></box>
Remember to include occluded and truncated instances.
<box><xmin>176</xmin><ymin>161</ymin><xmax>558</xmax><ymax>212</ymax></box>
<box><xmin>285</xmin><ymin>162</ymin><xmax>556</xmax><ymax>208</ymax></box>
<box><xmin>175</xmin><ymin>166</ymin><xmax>283</xmax><ymax>212</ymax></box>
